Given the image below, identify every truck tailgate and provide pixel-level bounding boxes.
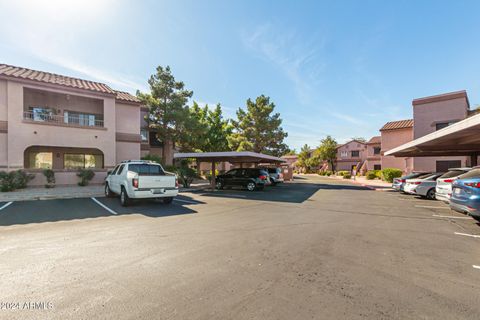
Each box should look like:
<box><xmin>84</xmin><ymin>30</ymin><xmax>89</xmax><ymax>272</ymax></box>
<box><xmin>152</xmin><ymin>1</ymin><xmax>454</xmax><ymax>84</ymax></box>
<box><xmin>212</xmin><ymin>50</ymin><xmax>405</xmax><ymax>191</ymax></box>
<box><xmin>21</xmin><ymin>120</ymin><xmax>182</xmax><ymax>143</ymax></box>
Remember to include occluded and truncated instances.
<box><xmin>138</xmin><ymin>175</ymin><xmax>176</xmax><ymax>189</ymax></box>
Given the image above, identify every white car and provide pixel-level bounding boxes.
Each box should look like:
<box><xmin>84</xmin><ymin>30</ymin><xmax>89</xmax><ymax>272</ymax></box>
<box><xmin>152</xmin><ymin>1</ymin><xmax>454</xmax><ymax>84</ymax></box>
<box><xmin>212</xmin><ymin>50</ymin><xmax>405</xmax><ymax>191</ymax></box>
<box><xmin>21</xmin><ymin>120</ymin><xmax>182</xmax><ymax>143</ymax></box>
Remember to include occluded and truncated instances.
<box><xmin>105</xmin><ymin>160</ymin><xmax>179</xmax><ymax>206</ymax></box>
<box><xmin>435</xmin><ymin>168</ymin><xmax>471</xmax><ymax>203</ymax></box>
<box><xmin>403</xmin><ymin>173</ymin><xmax>444</xmax><ymax>199</ymax></box>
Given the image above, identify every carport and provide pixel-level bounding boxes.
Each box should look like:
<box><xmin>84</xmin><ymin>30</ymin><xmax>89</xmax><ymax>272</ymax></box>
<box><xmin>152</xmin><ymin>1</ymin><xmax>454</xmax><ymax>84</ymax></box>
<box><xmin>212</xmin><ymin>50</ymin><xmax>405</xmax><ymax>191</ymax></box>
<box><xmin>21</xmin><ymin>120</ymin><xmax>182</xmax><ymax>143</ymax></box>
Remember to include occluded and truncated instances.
<box><xmin>385</xmin><ymin>113</ymin><xmax>480</xmax><ymax>166</ymax></box>
<box><xmin>173</xmin><ymin>151</ymin><xmax>286</xmax><ymax>190</ymax></box>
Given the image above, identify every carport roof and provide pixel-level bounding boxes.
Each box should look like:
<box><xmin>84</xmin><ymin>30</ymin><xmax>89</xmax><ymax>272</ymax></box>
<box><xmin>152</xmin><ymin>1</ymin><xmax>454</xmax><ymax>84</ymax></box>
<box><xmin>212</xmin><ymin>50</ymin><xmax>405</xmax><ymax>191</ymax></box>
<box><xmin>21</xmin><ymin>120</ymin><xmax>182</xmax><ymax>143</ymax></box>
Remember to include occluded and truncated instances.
<box><xmin>385</xmin><ymin>113</ymin><xmax>480</xmax><ymax>157</ymax></box>
<box><xmin>174</xmin><ymin>151</ymin><xmax>286</xmax><ymax>163</ymax></box>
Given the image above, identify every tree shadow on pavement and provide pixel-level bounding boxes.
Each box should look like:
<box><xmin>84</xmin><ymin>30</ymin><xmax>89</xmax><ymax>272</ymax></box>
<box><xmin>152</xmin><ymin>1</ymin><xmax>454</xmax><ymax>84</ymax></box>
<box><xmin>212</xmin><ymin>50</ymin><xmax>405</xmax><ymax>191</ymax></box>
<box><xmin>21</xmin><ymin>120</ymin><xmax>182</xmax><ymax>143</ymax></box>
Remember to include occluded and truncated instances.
<box><xmin>197</xmin><ymin>181</ymin><xmax>370</xmax><ymax>204</ymax></box>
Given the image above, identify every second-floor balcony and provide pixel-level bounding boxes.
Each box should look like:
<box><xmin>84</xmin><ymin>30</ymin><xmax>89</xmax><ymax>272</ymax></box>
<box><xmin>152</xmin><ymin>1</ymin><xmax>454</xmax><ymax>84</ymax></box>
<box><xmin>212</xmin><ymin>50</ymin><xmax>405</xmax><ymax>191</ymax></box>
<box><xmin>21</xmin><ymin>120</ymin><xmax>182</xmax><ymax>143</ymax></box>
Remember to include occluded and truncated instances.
<box><xmin>23</xmin><ymin>87</ymin><xmax>105</xmax><ymax>129</ymax></box>
<box><xmin>23</xmin><ymin>111</ymin><xmax>104</xmax><ymax>128</ymax></box>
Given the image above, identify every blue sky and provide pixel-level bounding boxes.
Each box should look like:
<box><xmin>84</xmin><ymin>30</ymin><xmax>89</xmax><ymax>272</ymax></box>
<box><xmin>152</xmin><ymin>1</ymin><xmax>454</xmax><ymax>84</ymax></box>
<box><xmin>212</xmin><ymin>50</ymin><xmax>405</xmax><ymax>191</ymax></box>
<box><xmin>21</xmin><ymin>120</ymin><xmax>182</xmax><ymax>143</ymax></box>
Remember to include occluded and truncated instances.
<box><xmin>1</xmin><ymin>0</ymin><xmax>479</xmax><ymax>151</ymax></box>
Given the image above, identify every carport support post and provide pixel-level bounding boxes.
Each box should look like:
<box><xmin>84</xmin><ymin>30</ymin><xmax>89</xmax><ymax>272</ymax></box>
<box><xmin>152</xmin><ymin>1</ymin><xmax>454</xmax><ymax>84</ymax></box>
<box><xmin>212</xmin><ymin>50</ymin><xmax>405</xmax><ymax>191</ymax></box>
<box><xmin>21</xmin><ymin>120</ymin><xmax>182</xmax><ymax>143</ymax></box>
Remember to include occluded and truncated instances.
<box><xmin>471</xmin><ymin>153</ymin><xmax>478</xmax><ymax>167</ymax></box>
<box><xmin>211</xmin><ymin>161</ymin><xmax>216</xmax><ymax>191</ymax></box>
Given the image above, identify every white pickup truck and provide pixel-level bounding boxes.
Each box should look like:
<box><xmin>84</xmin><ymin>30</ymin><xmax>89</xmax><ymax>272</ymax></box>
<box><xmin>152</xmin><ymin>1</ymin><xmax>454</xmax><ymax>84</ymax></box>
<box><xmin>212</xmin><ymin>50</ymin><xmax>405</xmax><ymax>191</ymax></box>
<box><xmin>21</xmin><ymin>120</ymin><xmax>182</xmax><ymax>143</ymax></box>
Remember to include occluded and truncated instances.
<box><xmin>105</xmin><ymin>160</ymin><xmax>179</xmax><ymax>206</ymax></box>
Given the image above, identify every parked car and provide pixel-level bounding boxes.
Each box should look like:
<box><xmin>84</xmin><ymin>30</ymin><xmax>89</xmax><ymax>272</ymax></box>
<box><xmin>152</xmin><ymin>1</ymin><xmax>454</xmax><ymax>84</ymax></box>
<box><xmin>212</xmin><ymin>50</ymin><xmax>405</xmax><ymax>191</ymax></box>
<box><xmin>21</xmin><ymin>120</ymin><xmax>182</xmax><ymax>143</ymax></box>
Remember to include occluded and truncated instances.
<box><xmin>215</xmin><ymin>168</ymin><xmax>270</xmax><ymax>191</ymax></box>
<box><xmin>403</xmin><ymin>173</ymin><xmax>444</xmax><ymax>199</ymax></box>
<box><xmin>435</xmin><ymin>168</ymin><xmax>471</xmax><ymax>203</ymax></box>
<box><xmin>105</xmin><ymin>160</ymin><xmax>178</xmax><ymax>206</ymax></box>
<box><xmin>450</xmin><ymin>168</ymin><xmax>480</xmax><ymax>220</ymax></box>
<box><xmin>262</xmin><ymin>167</ymin><xmax>284</xmax><ymax>185</ymax></box>
<box><xmin>392</xmin><ymin>172</ymin><xmax>430</xmax><ymax>192</ymax></box>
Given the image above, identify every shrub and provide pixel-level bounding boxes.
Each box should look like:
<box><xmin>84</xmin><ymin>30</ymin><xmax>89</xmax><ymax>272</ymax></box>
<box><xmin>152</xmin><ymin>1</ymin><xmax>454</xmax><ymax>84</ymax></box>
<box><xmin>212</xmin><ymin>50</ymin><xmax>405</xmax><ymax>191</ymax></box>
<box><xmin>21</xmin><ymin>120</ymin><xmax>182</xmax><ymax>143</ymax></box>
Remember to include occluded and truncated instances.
<box><xmin>325</xmin><ymin>171</ymin><xmax>332</xmax><ymax>176</ymax></box>
<box><xmin>381</xmin><ymin>168</ymin><xmax>403</xmax><ymax>183</ymax></box>
<box><xmin>141</xmin><ymin>154</ymin><xmax>163</xmax><ymax>164</ymax></box>
<box><xmin>43</xmin><ymin>169</ymin><xmax>55</xmax><ymax>188</ymax></box>
<box><xmin>0</xmin><ymin>171</ymin><xmax>16</xmax><ymax>192</ymax></box>
<box><xmin>176</xmin><ymin>167</ymin><xmax>197</xmax><ymax>188</ymax></box>
<box><xmin>343</xmin><ymin>173</ymin><xmax>352</xmax><ymax>179</ymax></box>
<box><xmin>337</xmin><ymin>170</ymin><xmax>350</xmax><ymax>177</ymax></box>
<box><xmin>164</xmin><ymin>165</ymin><xmax>177</xmax><ymax>173</ymax></box>
<box><xmin>77</xmin><ymin>169</ymin><xmax>95</xmax><ymax>186</ymax></box>
<box><xmin>12</xmin><ymin>170</ymin><xmax>35</xmax><ymax>189</ymax></box>
<box><xmin>366</xmin><ymin>171</ymin><xmax>378</xmax><ymax>180</ymax></box>
<box><xmin>318</xmin><ymin>171</ymin><xmax>326</xmax><ymax>176</ymax></box>
<box><xmin>205</xmin><ymin>169</ymin><xmax>220</xmax><ymax>182</ymax></box>
<box><xmin>375</xmin><ymin>170</ymin><xmax>382</xmax><ymax>179</ymax></box>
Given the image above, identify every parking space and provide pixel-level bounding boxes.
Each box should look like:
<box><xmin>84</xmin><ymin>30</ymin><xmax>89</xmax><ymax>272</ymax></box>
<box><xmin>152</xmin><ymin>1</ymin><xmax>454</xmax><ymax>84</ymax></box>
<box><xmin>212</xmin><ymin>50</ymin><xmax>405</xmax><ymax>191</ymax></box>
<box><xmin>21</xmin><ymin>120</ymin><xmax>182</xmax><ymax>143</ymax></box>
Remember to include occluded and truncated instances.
<box><xmin>1</xmin><ymin>175</ymin><xmax>480</xmax><ymax>319</ymax></box>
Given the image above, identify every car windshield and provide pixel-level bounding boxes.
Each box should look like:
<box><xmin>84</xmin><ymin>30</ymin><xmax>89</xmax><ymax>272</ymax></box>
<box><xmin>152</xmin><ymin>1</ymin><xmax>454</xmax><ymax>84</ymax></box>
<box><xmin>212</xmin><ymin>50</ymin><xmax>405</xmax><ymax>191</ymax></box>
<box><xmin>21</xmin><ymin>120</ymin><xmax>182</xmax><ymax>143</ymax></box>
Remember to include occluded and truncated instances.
<box><xmin>417</xmin><ymin>173</ymin><xmax>434</xmax><ymax>179</ymax></box>
<box><xmin>128</xmin><ymin>164</ymin><xmax>165</xmax><ymax>175</ymax></box>
<box><xmin>439</xmin><ymin>170</ymin><xmax>467</xmax><ymax>179</ymax></box>
<box><xmin>458</xmin><ymin>168</ymin><xmax>480</xmax><ymax>179</ymax></box>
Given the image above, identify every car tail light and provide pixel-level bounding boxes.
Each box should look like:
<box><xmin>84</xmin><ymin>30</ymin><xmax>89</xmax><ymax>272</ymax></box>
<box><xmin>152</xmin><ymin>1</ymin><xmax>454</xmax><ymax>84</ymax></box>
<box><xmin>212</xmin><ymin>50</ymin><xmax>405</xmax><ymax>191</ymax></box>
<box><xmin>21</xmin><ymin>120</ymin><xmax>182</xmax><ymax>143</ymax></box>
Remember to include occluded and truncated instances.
<box><xmin>399</xmin><ymin>179</ymin><xmax>406</xmax><ymax>183</ymax></box>
<box><xmin>412</xmin><ymin>181</ymin><xmax>422</xmax><ymax>185</ymax></box>
<box><xmin>443</xmin><ymin>179</ymin><xmax>455</xmax><ymax>183</ymax></box>
<box><xmin>259</xmin><ymin>175</ymin><xmax>267</xmax><ymax>180</ymax></box>
<box><xmin>132</xmin><ymin>178</ymin><xmax>139</xmax><ymax>188</ymax></box>
<box><xmin>175</xmin><ymin>177</ymin><xmax>180</xmax><ymax>188</ymax></box>
<box><xmin>279</xmin><ymin>173</ymin><xmax>283</xmax><ymax>179</ymax></box>
<box><xmin>465</xmin><ymin>182</ymin><xmax>480</xmax><ymax>188</ymax></box>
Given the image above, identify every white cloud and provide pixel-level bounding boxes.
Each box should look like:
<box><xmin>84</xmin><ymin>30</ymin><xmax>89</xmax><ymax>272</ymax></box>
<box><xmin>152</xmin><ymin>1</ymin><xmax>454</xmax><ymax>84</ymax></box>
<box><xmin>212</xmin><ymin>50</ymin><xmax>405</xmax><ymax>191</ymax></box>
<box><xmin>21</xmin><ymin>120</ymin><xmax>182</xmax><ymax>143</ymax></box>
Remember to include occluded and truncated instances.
<box><xmin>329</xmin><ymin>112</ymin><xmax>367</xmax><ymax>126</ymax></box>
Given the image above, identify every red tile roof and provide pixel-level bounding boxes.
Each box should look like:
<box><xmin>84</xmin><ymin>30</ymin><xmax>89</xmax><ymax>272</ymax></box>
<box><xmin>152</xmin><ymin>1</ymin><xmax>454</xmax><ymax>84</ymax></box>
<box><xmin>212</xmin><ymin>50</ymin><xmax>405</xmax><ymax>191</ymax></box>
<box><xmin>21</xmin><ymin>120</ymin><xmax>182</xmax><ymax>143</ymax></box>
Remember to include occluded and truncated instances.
<box><xmin>115</xmin><ymin>91</ymin><xmax>141</xmax><ymax>104</ymax></box>
<box><xmin>380</xmin><ymin>119</ymin><xmax>414</xmax><ymax>131</ymax></box>
<box><xmin>367</xmin><ymin>136</ymin><xmax>381</xmax><ymax>144</ymax></box>
<box><xmin>0</xmin><ymin>63</ymin><xmax>114</xmax><ymax>95</ymax></box>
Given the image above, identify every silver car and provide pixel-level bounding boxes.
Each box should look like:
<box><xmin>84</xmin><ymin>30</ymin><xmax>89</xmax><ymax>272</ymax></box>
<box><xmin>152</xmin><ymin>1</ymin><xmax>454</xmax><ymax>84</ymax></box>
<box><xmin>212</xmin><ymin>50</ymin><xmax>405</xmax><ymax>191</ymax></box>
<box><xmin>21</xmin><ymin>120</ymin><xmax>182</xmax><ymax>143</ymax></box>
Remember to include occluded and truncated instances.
<box><xmin>404</xmin><ymin>173</ymin><xmax>444</xmax><ymax>199</ymax></box>
<box><xmin>392</xmin><ymin>172</ymin><xmax>430</xmax><ymax>192</ymax></box>
<box><xmin>435</xmin><ymin>168</ymin><xmax>471</xmax><ymax>203</ymax></box>
<box><xmin>264</xmin><ymin>167</ymin><xmax>284</xmax><ymax>185</ymax></box>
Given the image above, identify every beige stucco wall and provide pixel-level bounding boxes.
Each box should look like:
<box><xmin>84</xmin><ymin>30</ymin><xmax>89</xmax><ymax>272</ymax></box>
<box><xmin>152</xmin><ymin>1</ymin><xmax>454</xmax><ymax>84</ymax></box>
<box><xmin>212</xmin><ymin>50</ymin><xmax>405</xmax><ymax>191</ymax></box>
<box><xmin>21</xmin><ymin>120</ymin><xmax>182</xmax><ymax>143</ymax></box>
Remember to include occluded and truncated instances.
<box><xmin>116</xmin><ymin>141</ymin><xmax>140</xmax><ymax>163</ymax></box>
<box><xmin>413</xmin><ymin>96</ymin><xmax>469</xmax><ymax>171</ymax></box>
<box><xmin>381</xmin><ymin>127</ymin><xmax>413</xmax><ymax>173</ymax></box>
<box><xmin>0</xmin><ymin>79</ymin><xmax>7</xmax><ymax>121</ymax></box>
<box><xmin>0</xmin><ymin>133</ymin><xmax>7</xmax><ymax>168</ymax></box>
<box><xmin>6</xmin><ymin>81</ymin><xmax>117</xmax><ymax>171</ymax></box>
<box><xmin>335</xmin><ymin>141</ymin><xmax>367</xmax><ymax>171</ymax></box>
<box><xmin>28</xmin><ymin>171</ymin><xmax>107</xmax><ymax>186</ymax></box>
<box><xmin>116</xmin><ymin>102</ymin><xmax>140</xmax><ymax>134</ymax></box>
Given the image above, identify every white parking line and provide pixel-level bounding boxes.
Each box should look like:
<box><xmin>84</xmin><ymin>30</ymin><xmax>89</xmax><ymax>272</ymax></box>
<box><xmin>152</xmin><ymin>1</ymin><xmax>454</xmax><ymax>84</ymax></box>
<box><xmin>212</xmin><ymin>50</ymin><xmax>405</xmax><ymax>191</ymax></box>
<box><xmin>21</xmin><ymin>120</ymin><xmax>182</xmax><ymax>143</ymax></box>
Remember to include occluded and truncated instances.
<box><xmin>174</xmin><ymin>198</ymin><xmax>198</xmax><ymax>204</ymax></box>
<box><xmin>210</xmin><ymin>194</ymin><xmax>247</xmax><ymax>198</ymax></box>
<box><xmin>415</xmin><ymin>205</ymin><xmax>450</xmax><ymax>209</ymax></box>
<box><xmin>0</xmin><ymin>201</ymin><xmax>13</xmax><ymax>211</ymax></box>
<box><xmin>91</xmin><ymin>197</ymin><xmax>118</xmax><ymax>215</ymax></box>
<box><xmin>473</xmin><ymin>265</ymin><xmax>480</xmax><ymax>270</ymax></box>
<box><xmin>432</xmin><ymin>214</ymin><xmax>472</xmax><ymax>219</ymax></box>
<box><xmin>454</xmin><ymin>232</ymin><xmax>480</xmax><ymax>239</ymax></box>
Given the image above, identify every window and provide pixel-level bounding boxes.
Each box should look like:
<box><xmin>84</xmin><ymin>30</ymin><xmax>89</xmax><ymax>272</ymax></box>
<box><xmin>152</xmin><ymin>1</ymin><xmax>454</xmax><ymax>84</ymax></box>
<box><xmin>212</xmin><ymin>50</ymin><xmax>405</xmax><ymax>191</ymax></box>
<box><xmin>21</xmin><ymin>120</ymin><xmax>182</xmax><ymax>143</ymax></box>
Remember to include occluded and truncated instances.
<box><xmin>435</xmin><ymin>121</ymin><xmax>457</xmax><ymax>131</ymax></box>
<box><xmin>373</xmin><ymin>147</ymin><xmax>381</xmax><ymax>155</ymax></box>
<box><xmin>140</xmin><ymin>129</ymin><xmax>148</xmax><ymax>142</ymax></box>
<box><xmin>351</xmin><ymin>150</ymin><xmax>360</xmax><ymax>157</ymax></box>
<box><xmin>111</xmin><ymin>165</ymin><xmax>120</xmax><ymax>175</ymax></box>
<box><xmin>64</xmin><ymin>154</ymin><xmax>103</xmax><ymax>169</ymax></box>
<box><xmin>340</xmin><ymin>151</ymin><xmax>348</xmax><ymax>158</ymax></box>
<box><xmin>127</xmin><ymin>164</ymin><xmax>165</xmax><ymax>175</ymax></box>
<box><xmin>436</xmin><ymin>160</ymin><xmax>461</xmax><ymax>172</ymax></box>
<box><xmin>117</xmin><ymin>164</ymin><xmax>125</xmax><ymax>175</ymax></box>
<box><xmin>374</xmin><ymin>164</ymin><xmax>382</xmax><ymax>170</ymax></box>
<box><xmin>28</xmin><ymin>152</ymin><xmax>53</xmax><ymax>169</ymax></box>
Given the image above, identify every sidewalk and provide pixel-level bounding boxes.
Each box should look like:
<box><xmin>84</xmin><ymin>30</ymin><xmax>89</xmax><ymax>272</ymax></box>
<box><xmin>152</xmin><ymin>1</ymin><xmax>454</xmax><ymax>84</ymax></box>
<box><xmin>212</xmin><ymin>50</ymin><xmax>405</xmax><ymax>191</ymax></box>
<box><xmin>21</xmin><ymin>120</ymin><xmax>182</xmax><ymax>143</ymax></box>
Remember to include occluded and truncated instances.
<box><xmin>0</xmin><ymin>181</ymin><xmax>211</xmax><ymax>202</ymax></box>
<box><xmin>328</xmin><ymin>175</ymin><xmax>392</xmax><ymax>190</ymax></box>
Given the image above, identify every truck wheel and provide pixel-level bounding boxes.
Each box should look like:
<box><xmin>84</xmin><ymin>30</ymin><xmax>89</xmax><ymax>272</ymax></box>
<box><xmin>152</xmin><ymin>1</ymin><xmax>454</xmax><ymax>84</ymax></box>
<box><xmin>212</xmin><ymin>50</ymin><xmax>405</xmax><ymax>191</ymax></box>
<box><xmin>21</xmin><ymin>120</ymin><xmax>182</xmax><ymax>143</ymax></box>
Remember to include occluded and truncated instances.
<box><xmin>120</xmin><ymin>187</ymin><xmax>130</xmax><ymax>207</ymax></box>
<box><xmin>163</xmin><ymin>197</ymin><xmax>173</xmax><ymax>204</ymax></box>
<box><xmin>105</xmin><ymin>183</ymin><xmax>114</xmax><ymax>198</ymax></box>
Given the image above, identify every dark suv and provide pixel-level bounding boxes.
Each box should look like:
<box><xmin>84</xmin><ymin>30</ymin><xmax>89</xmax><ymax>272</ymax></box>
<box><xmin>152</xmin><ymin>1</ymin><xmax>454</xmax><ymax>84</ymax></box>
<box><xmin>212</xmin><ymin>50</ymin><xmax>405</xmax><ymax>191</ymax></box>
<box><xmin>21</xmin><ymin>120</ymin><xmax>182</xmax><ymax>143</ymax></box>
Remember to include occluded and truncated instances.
<box><xmin>215</xmin><ymin>168</ymin><xmax>270</xmax><ymax>191</ymax></box>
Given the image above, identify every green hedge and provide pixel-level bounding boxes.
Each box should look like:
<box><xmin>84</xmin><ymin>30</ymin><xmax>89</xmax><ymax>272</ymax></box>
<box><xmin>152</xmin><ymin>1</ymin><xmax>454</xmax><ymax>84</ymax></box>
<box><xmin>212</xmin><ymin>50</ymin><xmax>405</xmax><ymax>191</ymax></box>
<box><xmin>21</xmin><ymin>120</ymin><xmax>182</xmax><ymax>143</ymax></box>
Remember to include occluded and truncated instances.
<box><xmin>381</xmin><ymin>168</ymin><xmax>403</xmax><ymax>182</ymax></box>
<box><xmin>365</xmin><ymin>171</ymin><xmax>377</xmax><ymax>180</ymax></box>
<box><xmin>0</xmin><ymin>170</ymin><xmax>35</xmax><ymax>192</ymax></box>
<box><xmin>77</xmin><ymin>169</ymin><xmax>95</xmax><ymax>186</ymax></box>
<box><xmin>337</xmin><ymin>170</ymin><xmax>350</xmax><ymax>177</ymax></box>
<box><xmin>343</xmin><ymin>173</ymin><xmax>352</xmax><ymax>179</ymax></box>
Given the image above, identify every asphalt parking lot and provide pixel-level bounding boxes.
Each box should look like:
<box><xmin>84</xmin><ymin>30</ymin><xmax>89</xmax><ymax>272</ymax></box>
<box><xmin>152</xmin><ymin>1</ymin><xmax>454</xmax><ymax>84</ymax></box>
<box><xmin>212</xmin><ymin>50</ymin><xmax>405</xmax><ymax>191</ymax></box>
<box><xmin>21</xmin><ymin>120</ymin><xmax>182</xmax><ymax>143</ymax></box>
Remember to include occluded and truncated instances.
<box><xmin>1</xmin><ymin>176</ymin><xmax>480</xmax><ymax>319</ymax></box>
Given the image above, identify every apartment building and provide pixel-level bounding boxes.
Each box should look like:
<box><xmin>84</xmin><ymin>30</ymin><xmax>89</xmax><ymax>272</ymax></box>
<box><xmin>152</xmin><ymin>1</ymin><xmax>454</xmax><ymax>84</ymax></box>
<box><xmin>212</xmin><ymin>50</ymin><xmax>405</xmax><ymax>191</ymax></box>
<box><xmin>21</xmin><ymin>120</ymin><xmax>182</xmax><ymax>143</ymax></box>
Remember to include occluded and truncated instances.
<box><xmin>0</xmin><ymin>64</ymin><xmax>142</xmax><ymax>186</ymax></box>
<box><xmin>379</xmin><ymin>90</ymin><xmax>473</xmax><ymax>174</ymax></box>
<box><xmin>363</xmin><ymin>136</ymin><xmax>382</xmax><ymax>172</ymax></box>
<box><xmin>335</xmin><ymin>139</ymin><xmax>367</xmax><ymax>171</ymax></box>
<box><xmin>380</xmin><ymin>119</ymin><xmax>414</xmax><ymax>173</ymax></box>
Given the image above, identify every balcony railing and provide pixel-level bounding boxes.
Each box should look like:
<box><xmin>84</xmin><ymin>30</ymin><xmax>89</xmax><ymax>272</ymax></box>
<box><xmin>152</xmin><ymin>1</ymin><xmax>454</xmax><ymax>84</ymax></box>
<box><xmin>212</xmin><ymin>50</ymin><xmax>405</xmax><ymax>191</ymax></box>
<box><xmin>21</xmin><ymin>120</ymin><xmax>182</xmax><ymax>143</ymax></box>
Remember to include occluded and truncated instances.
<box><xmin>23</xmin><ymin>111</ymin><xmax>104</xmax><ymax>128</ymax></box>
